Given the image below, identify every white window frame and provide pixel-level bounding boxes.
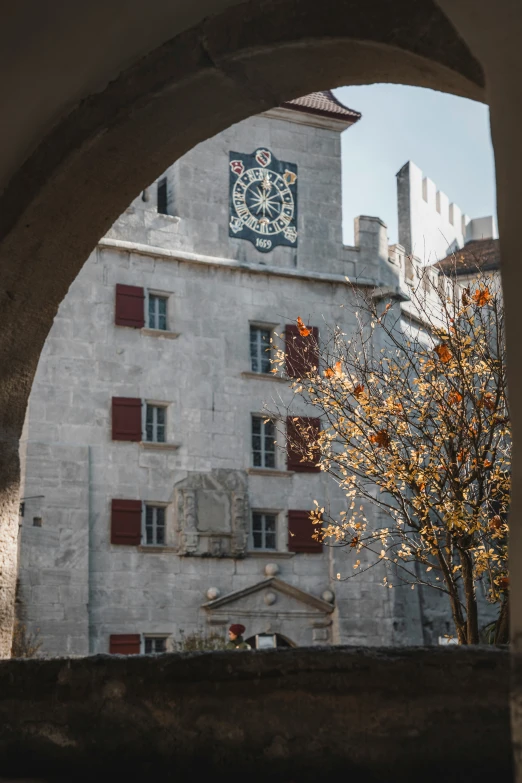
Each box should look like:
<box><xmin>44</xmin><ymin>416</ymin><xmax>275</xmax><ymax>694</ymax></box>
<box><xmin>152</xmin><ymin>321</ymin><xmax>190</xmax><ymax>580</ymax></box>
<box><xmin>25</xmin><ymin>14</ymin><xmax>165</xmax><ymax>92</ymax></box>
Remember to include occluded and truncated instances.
<box><xmin>251</xmin><ymin>415</ymin><xmax>277</xmax><ymax>469</ymax></box>
<box><xmin>143</xmin><ymin>634</ymin><xmax>170</xmax><ymax>654</ymax></box>
<box><xmin>143</xmin><ymin>503</ymin><xmax>167</xmax><ymax>547</ymax></box>
<box><xmin>143</xmin><ymin>402</ymin><xmax>168</xmax><ymax>443</ymax></box>
<box><xmin>146</xmin><ymin>291</ymin><xmax>169</xmax><ymax>331</ymax></box>
<box><xmin>251</xmin><ymin>510</ymin><xmax>278</xmax><ymax>551</ymax></box>
<box><xmin>249</xmin><ymin>323</ymin><xmax>273</xmax><ymax>374</ymax></box>
<box><xmin>255</xmin><ymin>634</ymin><xmax>277</xmax><ymax>649</ymax></box>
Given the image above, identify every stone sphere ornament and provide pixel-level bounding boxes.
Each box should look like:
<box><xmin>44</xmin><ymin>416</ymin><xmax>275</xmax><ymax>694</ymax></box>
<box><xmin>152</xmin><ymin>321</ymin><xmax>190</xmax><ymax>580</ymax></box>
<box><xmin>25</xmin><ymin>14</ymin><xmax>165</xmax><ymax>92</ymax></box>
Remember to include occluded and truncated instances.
<box><xmin>322</xmin><ymin>589</ymin><xmax>335</xmax><ymax>604</ymax></box>
<box><xmin>264</xmin><ymin>563</ymin><xmax>279</xmax><ymax>577</ymax></box>
<box><xmin>264</xmin><ymin>591</ymin><xmax>277</xmax><ymax>606</ymax></box>
<box><xmin>206</xmin><ymin>587</ymin><xmax>220</xmax><ymax>601</ymax></box>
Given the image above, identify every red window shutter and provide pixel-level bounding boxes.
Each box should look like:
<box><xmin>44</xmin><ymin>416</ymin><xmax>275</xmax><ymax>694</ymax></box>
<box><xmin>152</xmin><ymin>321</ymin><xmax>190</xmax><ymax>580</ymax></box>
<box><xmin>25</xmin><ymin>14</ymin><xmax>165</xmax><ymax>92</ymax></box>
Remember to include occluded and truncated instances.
<box><xmin>287</xmin><ymin>416</ymin><xmax>321</xmax><ymax>472</ymax></box>
<box><xmin>111</xmin><ymin>499</ymin><xmax>142</xmax><ymax>545</ymax></box>
<box><xmin>112</xmin><ymin>397</ymin><xmax>142</xmax><ymax>441</ymax></box>
<box><xmin>288</xmin><ymin>509</ymin><xmax>323</xmax><ymax>553</ymax></box>
<box><xmin>285</xmin><ymin>324</ymin><xmax>319</xmax><ymax>378</ymax></box>
<box><xmin>109</xmin><ymin>634</ymin><xmax>141</xmax><ymax>654</ymax></box>
<box><xmin>115</xmin><ymin>284</ymin><xmax>145</xmax><ymax>328</ymax></box>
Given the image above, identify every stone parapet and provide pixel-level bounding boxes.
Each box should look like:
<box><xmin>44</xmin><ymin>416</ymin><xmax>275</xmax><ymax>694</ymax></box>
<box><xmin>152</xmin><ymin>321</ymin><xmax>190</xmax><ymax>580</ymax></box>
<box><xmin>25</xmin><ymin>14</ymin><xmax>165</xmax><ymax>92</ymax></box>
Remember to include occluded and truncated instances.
<box><xmin>0</xmin><ymin>646</ymin><xmax>511</xmax><ymax>782</ymax></box>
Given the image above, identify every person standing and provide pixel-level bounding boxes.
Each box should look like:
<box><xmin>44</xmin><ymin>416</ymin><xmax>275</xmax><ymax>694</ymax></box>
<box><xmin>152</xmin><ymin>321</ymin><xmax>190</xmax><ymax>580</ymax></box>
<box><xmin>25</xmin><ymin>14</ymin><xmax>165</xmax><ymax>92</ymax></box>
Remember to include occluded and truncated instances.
<box><xmin>226</xmin><ymin>624</ymin><xmax>251</xmax><ymax>650</ymax></box>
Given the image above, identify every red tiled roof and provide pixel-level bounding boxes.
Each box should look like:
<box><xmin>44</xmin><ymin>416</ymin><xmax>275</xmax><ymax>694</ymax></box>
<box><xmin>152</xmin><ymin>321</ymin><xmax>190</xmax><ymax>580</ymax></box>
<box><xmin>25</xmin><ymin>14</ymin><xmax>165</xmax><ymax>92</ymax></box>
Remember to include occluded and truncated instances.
<box><xmin>435</xmin><ymin>238</ymin><xmax>500</xmax><ymax>276</ymax></box>
<box><xmin>280</xmin><ymin>90</ymin><xmax>361</xmax><ymax>125</ymax></box>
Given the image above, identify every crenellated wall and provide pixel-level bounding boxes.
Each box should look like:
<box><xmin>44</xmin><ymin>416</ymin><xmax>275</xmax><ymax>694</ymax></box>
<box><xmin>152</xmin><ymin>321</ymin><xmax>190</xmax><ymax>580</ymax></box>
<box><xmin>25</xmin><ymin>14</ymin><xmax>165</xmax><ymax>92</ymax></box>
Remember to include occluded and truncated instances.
<box><xmin>397</xmin><ymin>161</ymin><xmax>497</xmax><ymax>264</ymax></box>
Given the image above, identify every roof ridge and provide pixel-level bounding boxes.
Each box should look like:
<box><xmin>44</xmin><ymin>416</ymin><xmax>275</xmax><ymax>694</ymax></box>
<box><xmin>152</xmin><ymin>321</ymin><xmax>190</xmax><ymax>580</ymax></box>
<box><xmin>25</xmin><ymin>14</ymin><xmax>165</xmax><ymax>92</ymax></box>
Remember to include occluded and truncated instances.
<box><xmin>279</xmin><ymin>90</ymin><xmax>361</xmax><ymax>124</ymax></box>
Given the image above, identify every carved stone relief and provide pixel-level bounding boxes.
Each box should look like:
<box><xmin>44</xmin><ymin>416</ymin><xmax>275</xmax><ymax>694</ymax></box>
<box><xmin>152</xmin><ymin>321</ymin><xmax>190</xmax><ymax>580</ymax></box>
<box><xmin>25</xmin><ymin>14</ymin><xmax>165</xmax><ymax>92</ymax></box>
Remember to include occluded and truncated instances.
<box><xmin>175</xmin><ymin>470</ymin><xmax>249</xmax><ymax>557</ymax></box>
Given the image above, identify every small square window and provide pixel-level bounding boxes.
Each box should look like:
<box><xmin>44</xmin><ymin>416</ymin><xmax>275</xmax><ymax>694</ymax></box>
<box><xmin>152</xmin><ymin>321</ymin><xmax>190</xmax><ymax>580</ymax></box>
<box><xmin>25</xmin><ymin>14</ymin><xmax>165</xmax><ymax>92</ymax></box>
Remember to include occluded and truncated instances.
<box><xmin>251</xmin><ymin>511</ymin><xmax>277</xmax><ymax>550</ymax></box>
<box><xmin>252</xmin><ymin>416</ymin><xmax>276</xmax><ymax>468</ymax></box>
<box><xmin>250</xmin><ymin>326</ymin><xmax>271</xmax><ymax>374</ymax></box>
<box><xmin>148</xmin><ymin>294</ymin><xmax>168</xmax><ymax>331</ymax></box>
<box><xmin>144</xmin><ymin>505</ymin><xmax>166</xmax><ymax>546</ymax></box>
<box><xmin>144</xmin><ymin>636</ymin><xmax>168</xmax><ymax>654</ymax></box>
<box><xmin>145</xmin><ymin>404</ymin><xmax>166</xmax><ymax>443</ymax></box>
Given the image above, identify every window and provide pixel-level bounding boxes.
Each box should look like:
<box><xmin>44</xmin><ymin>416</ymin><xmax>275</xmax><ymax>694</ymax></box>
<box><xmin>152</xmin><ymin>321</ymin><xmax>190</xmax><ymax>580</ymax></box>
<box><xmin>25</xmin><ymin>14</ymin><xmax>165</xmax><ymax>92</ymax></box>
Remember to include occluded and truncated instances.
<box><xmin>145</xmin><ymin>404</ymin><xmax>166</xmax><ymax>443</ymax></box>
<box><xmin>157</xmin><ymin>177</ymin><xmax>168</xmax><ymax>215</ymax></box>
<box><xmin>148</xmin><ymin>294</ymin><xmax>168</xmax><ymax>331</ymax></box>
<box><xmin>286</xmin><ymin>416</ymin><xmax>321</xmax><ymax>472</ymax></box>
<box><xmin>112</xmin><ymin>397</ymin><xmax>142</xmax><ymax>442</ymax></box>
<box><xmin>288</xmin><ymin>509</ymin><xmax>323</xmax><ymax>553</ymax></box>
<box><xmin>144</xmin><ymin>636</ymin><xmax>168</xmax><ymax>654</ymax></box>
<box><xmin>111</xmin><ymin>499</ymin><xmax>142</xmax><ymax>545</ymax></box>
<box><xmin>252</xmin><ymin>416</ymin><xmax>276</xmax><ymax>468</ymax></box>
<box><xmin>250</xmin><ymin>325</ymin><xmax>271</xmax><ymax>374</ymax></box>
<box><xmin>252</xmin><ymin>512</ymin><xmax>277</xmax><ymax>550</ymax></box>
<box><xmin>115</xmin><ymin>284</ymin><xmax>145</xmax><ymax>328</ymax></box>
<box><xmin>109</xmin><ymin>634</ymin><xmax>140</xmax><ymax>654</ymax></box>
<box><xmin>285</xmin><ymin>323</ymin><xmax>319</xmax><ymax>378</ymax></box>
<box><xmin>144</xmin><ymin>505</ymin><xmax>166</xmax><ymax>546</ymax></box>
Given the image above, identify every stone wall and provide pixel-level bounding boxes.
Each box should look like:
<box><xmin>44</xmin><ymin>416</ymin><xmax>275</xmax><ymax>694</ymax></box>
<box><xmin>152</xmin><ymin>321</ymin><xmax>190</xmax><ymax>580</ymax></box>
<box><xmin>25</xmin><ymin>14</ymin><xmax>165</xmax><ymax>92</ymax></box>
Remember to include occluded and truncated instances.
<box><xmin>0</xmin><ymin>647</ymin><xmax>511</xmax><ymax>782</ymax></box>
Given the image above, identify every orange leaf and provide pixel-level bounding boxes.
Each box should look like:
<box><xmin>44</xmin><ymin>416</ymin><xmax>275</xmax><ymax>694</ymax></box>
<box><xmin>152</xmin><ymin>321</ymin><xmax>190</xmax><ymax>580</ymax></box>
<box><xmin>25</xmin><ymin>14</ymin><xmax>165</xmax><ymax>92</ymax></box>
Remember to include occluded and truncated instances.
<box><xmin>296</xmin><ymin>316</ymin><xmax>311</xmax><ymax>337</ymax></box>
<box><xmin>489</xmin><ymin>515</ymin><xmax>502</xmax><ymax>531</ymax></box>
<box><xmin>462</xmin><ymin>287</ymin><xmax>471</xmax><ymax>306</ymax></box>
<box><xmin>349</xmin><ymin>536</ymin><xmax>359</xmax><ymax>548</ymax></box>
<box><xmin>434</xmin><ymin>343</ymin><xmax>452</xmax><ymax>363</ymax></box>
<box><xmin>324</xmin><ymin>367</ymin><xmax>334</xmax><ymax>378</ymax></box>
<box><xmin>447</xmin><ymin>390</ymin><xmax>463</xmax><ymax>406</ymax></box>
<box><xmin>483</xmin><ymin>392</ymin><xmax>496</xmax><ymax>411</ymax></box>
<box><xmin>353</xmin><ymin>383</ymin><xmax>365</xmax><ymax>399</ymax></box>
<box><xmin>473</xmin><ymin>287</ymin><xmax>492</xmax><ymax>307</ymax></box>
<box><xmin>369</xmin><ymin>430</ymin><xmax>391</xmax><ymax>449</ymax></box>
<box><xmin>484</xmin><ymin>459</ymin><xmax>493</xmax><ymax>468</ymax></box>
<box><xmin>497</xmin><ymin>576</ymin><xmax>510</xmax><ymax>590</ymax></box>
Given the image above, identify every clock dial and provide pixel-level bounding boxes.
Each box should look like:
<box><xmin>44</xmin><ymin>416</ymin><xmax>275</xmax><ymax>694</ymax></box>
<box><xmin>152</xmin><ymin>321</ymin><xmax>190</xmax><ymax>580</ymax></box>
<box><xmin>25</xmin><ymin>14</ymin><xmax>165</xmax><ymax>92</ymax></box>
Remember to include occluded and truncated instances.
<box><xmin>229</xmin><ymin>149</ymin><xmax>298</xmax><ymax>253</ymax></box>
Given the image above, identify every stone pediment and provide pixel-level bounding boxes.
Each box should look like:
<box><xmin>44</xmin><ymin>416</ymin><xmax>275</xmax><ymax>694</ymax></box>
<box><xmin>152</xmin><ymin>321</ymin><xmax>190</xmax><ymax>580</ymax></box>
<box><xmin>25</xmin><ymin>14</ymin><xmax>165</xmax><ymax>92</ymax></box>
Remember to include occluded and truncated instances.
<box><xmin>202</xmin><ymin>577</ymin><xmax>334</xmax><ymax>618</ymax></box>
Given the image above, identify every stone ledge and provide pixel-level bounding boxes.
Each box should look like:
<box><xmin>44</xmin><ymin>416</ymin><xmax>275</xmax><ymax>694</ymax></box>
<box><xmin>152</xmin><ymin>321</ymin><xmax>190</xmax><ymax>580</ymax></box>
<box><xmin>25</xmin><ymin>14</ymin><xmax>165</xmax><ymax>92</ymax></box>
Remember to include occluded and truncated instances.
<box><xmin>141</xmin><ymin>328</ymin><xmax>181</xmax><ymax>339</ymax></box>
<box><xmin>139</xmin><ymin>441</ymin><xmax>180</xmax><ymax>451</ymax></box>
<box><xmin>137</xmin><ymin>545</ymin><xmax>178</xmax><ymax>554</ymax></box>
<box><xmin>241</xmin><ymin>371</ymin><xmax>288</xmax><ymax>383</ymax></box>
<box><xmin>0</xmin><ymin>647</ymin><xmax>510</xmax><ymax>783</ymax></box>
<box><xmin>247</xmin><ymin>468</ymin><xmax>294</xmax><ymax>478</ymax></box>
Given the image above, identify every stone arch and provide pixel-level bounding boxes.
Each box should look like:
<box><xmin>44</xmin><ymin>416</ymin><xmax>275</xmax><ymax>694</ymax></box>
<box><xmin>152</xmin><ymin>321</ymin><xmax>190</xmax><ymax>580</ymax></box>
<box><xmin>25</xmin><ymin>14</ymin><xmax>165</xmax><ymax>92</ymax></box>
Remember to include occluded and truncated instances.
<box><xmin>0</xmin><ymin>0</ymin><xmax>494</xmax><ymax>658</ymax></box>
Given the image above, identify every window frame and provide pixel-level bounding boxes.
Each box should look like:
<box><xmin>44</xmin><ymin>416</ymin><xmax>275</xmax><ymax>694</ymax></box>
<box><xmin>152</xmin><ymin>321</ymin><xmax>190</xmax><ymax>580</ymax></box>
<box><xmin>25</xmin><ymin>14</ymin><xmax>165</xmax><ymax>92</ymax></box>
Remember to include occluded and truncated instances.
<box><xmin>251</xmin><ymin>414</ymin><xmax>277</xmax><ymax>469</ymax></box>
<box><xmin>143</xmin><ymin>503</ymin><xmax>168</xmax><ymax>547</ymax></box>
<box><xmin>249</xmin><ymin>323</ymin><xmax>273</xmax><ymax>375</ymax></box>
<box><xmin>250</xmin><ymin>509</ymin><xmax>279</xmax><ymax>552</ymax></box>
<box><xmin>157</xmin><ymin>177</ymin><xmax>169</xmax><ymax>215</ymax></box>
<box><xmin>143</xmin><ymin>402</ymin><xmax>168</xmax><ymax>443</ymax></box>
<box><xmin>143</xmin><ymin>634</ymin><xmax>170</xmax><ymax>654</ymax></box>
<box><xmin>147</xmin><ymin>291</ymin><xmax>169</xmax><ymax>331</ymax></box>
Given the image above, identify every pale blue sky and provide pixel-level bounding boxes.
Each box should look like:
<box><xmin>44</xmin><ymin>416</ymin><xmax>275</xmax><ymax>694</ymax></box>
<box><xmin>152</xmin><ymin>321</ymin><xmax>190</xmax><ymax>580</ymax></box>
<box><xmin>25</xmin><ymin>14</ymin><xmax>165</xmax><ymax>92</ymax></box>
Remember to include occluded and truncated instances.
<box><xmin>333</xmin><ymin>85</ymin><xmax>497</xmax><ymax>246</ymax></box>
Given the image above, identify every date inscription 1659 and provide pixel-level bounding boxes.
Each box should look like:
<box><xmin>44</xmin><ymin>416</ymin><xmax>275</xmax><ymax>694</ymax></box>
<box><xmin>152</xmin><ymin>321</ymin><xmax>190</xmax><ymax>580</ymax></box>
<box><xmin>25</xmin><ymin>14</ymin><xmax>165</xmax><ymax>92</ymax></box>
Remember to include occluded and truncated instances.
<box><xmin>229</xmin><ymin>148</ymin><xmax>298</xmax><ymax>253</ymax></box>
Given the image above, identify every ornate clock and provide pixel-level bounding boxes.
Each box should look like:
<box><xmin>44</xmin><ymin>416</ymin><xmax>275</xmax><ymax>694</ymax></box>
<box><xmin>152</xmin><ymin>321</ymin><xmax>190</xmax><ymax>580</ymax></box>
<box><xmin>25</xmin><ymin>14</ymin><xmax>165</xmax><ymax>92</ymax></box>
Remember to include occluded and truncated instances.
<box><xmin>229</xmin><ymin>148</ymin><xmax>298</xmax><ymax>253</ymax></box>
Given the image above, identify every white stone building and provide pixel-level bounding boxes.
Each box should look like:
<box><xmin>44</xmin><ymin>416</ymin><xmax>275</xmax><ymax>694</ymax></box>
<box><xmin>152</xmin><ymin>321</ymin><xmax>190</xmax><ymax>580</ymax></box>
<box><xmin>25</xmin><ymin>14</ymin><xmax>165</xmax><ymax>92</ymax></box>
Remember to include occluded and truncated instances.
<box><xmin>397</xmin><ymin>160</ymin><xmax>497</xmax><ymax>264</ymax></box>
<box><xmin>17</xmin><ymin>92</ymin><xmax>494</xmax><ymax>657</ymax></box>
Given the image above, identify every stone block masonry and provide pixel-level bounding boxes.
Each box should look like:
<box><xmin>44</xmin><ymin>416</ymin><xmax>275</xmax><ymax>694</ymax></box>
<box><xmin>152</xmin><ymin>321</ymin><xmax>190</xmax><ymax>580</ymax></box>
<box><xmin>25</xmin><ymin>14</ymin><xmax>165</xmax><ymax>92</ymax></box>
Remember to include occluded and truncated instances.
<box><xmin>0</xmin><ymin>647</ymin><xmax>511</xmax><ymax>783</ymax></box>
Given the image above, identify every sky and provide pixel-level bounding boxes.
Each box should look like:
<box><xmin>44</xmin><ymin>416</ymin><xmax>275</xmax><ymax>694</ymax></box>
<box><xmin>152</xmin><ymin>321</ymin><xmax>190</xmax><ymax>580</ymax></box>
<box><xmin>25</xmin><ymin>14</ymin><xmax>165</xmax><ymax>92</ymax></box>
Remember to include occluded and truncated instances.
<box><xmin>333</xmin><ymin>85</ymin><xmax>497</xmax><ymax>246</ymax></box>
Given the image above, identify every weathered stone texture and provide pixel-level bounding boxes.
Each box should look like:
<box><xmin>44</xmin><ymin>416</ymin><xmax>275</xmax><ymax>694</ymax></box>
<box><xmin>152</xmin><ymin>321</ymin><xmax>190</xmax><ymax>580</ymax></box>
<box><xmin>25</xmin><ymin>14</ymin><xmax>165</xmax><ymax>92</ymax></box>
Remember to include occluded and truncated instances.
<box><xmin>0</xmin><ymin>647</ymin><xmax>511</xmax><ymax>782</ymax></box>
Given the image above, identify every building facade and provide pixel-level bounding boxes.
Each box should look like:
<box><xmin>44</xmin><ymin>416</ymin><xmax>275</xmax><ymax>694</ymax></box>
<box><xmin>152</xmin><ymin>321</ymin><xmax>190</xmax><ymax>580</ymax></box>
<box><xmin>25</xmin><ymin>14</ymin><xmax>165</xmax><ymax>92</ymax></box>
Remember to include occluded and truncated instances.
<box><xmin>18</xmin><ymin>92</ymin><xmax>492</xmax><ymax>657</ymax></box>
<box><xmin>397</xmin><ymin>160</ymin><xmax>497</xmax><ymax>264</ymax></box>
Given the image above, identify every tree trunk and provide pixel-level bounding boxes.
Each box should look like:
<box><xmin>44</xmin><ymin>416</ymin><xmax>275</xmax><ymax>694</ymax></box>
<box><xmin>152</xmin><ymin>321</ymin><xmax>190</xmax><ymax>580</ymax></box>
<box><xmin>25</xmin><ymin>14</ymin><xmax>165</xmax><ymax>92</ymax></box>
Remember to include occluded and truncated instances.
<box><xmin>494</xmin><ymin>595</ymin><xmax>510</xmax><ymax>645</ymax></box>
<box><xmin>460</xmin><ymin>548</ymin><xmax>479</xmax><ymax>644</ymax></box>
<box><xmin>447</xmin><ymin>590</ymin><xmax>468</xmax><ymax>644</ymax></box>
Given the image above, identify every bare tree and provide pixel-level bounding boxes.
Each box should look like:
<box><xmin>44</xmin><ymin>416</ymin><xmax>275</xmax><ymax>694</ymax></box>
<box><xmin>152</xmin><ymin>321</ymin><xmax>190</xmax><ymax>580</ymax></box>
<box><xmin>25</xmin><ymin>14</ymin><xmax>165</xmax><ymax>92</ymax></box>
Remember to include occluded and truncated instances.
<box><xmin>271</xmin><ymin>266</ymin><xmax>509</xmax><ymax>644</ymax></box>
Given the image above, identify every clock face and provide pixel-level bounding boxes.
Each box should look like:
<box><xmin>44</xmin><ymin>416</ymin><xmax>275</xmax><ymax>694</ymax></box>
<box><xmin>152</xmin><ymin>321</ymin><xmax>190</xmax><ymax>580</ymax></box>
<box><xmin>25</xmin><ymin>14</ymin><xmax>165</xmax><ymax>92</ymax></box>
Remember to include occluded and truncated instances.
<box><xmin>229</xmin><ymin>148</ymin><xmax>298</xmax><ymax>253</ymax></box>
